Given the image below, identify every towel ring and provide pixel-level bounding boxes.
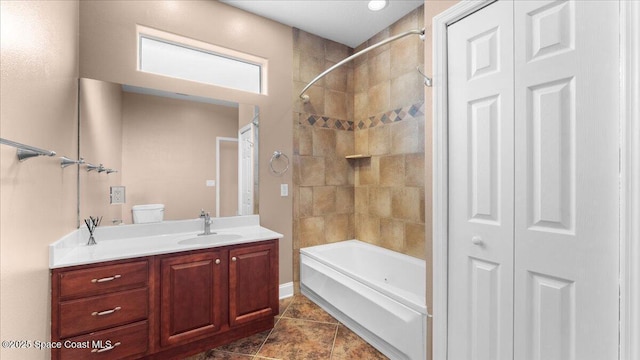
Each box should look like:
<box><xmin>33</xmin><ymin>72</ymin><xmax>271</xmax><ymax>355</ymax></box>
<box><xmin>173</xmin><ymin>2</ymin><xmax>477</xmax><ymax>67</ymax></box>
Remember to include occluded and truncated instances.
<box><xmin>270</xmin><ymin>150</ymin><xmax>289</xmax><ymax>176</ymax></box>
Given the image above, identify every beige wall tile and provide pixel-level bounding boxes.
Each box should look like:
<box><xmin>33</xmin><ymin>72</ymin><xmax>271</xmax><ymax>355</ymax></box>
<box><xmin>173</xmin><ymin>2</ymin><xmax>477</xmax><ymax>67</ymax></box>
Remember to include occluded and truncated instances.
<box><xmin>313</xmin><ymin>186</ymin><xmax>336</xmax><ymax>216</ymax></box>
<box><xmin>312</xmin><ymin>128</ymin><xmax>336</xmax><ymax>157</ymax></box>
<box><xmin>405</xmin><ymin>153</ymin><xmax>425</xmax><ymax>187</ymax></box>
<box><xmin>326</xmin><ymin>214</ymin><xmax>350</xmax><ymax>243</ymax></box>
<box><xmin>356</xmin><ymin>157</ymin><xmax>379</xmax><ymax>185</ymax></box>
<box><xmin>297</xmin><ymin>125</ymin><xmax>312</xmax><ymax>156</ymax></box>
<box><xmin>354</xmin><ymin>92</ymin><xmax>369</xmax><ymax>123</ymax></box>
<box><xmin>405</xmin><ymin>222</ymin><xmax>426</xmax><ymax>259</ymax></box>
<box><xmin>336</xmin><ymin>186</ymin><xmax>355</xmax><ymax>214</ymax></box>
<box><xmin>369</xmin><ymin>126</ymin><xmax>390</xmax><ymax>155</ymax></box>
<box><xmin>380</xmin><ymin>218</ymin><xmax>405</xmax><ymax>253</ymax></box>
<box><xmin>326</xmin><ymin>157</ymin><xmax>350</xmax><ymax>185</ymax></box>
<box><xmin>300</xmin><ymin>53</ymin><xmax>325</xmax><ymax>85</ymax></box>
<box><xmin>336</xmin><ymin>130</ymin><xmax>354</xmax><ymax>157</ymax></box>
<box><xmin>299</xmin><ymin>216</ymin><xmax>325</xmax><ymax>247</ymax></box>
<box><xmin>368</xmin><ymin>50</ymin><xmax>390</xmax><ymax>86</ymax></box>
<box><xmin>390</xmin><ymin>119</ymin><xmax>420</xmax><ymax>154</ymax></box>
<box><xmin>354</xmin><ymin>128</ymin><xmax>369</xmax><ymax>155</ymax></box>
<box><xmin>324</xmin><ymin>89</ymin><xmax>348</xmax><ymax>120</ymax></box>
<box><xmin>392</xmin><ymin>187</ymin><xmax>421</xmax><ymax>221</ymax></box>
<box><xmin>355</xmin><ymin>186</ymin><xmax>369</xmax><ymax>215</ymax></box>
<box><xmin>390</xmin><ymin>36</ymin><xmax>420</xmax><ymax>80</ymax></box>
<box><xmin>298</xmin><ymin>156</ymin><xmax>325</xmax><ymax>186</ymax></box>
<box><xmin>299</xmin><ymin>83</ymin><xmax>325</xmax><ymax>115</ymax></box>
<box><xmin>390</xmin><ymin>71</ymin><xmax>423</xmax><ymax>110</ymax></box>
<box><xmin>325</xmin><ymin>39</ymin><xmax>351</xmax><ymax>63</ymax></box>
<box><xmin>325</xmin><ymin>60</ymin><xmax>348</xmax><ymax>92</ymax></box>
<box><xmin>355</xmin><ymin>214</ymin><xmax>380</xmax><ymax>244</ymax></box>
<box><xmin>368</xmin><ymin>82</ymin><xmax>390</xmax><ymax>115</ymax></box>
<box><xmin>293</xmin><ymin>50</ymin><xmax>301</xmax><ymax>81</ymax></box>
<box><xmin>368</xmin><ymin>28</ymin><xmax>390</xmax><ymax>57</ymax></box>
<box><xmin>354</xmin><ymin>62</ymin><xmax>369</xmax><ymax>94</ymax></box>
<box><xmin>299</xmin><ymin>186</ymin><xmax>313</xmax><ymax>217</ymax></box>
<box><xmin>295</xmin><ymin>29</ymin><xmax>325</xmax><ymax>58</ymax></box>
<box><xmin>380</xmin><ymin>155</ymin><xmax>405</xmax><ymax>186</ymax></box>
<box><xmin>369</xmin><ymin>187</ymin><xmax>392</xmax><ymax>218</ymax></box>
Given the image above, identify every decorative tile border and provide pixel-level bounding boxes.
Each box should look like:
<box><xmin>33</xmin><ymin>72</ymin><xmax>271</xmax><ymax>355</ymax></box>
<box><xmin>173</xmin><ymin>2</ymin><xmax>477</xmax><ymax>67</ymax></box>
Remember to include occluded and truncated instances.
<box><xmin>297</xmin><ymin>101</ymin><xmax>425</xmax><ymax>131</ymax></box>
<box><xmin>356</xmin><ymin>101</ymin><xmax>425</xmax><ymax>130</ymax></box>
<box><xmin>298</xmin><ymin>114</ymin><xmax>354</xmax><ymax>131</ymax></box>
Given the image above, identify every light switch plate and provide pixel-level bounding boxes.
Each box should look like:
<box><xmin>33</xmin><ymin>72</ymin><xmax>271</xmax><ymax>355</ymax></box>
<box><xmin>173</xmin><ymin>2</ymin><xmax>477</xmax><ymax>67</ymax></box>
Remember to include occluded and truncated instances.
<box><xmin>206</xmin><ymin>180</ymin><xmax>216</xmax><ymax>187</ymax></box>
<box><xmin>280</xmin><ymin>184</ymin><xmax>288</xmax><ymax>197</ymax></box>
<box><xmin>110</xmin><ymin>186</ymin><xmax>126</xmax><ymax>204</ymax></box>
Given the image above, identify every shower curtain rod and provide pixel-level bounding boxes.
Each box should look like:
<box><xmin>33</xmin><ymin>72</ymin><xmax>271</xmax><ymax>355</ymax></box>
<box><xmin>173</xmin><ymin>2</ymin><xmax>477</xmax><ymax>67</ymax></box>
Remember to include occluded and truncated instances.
<box><xmin>299</xmin><ymin>28</ymin><xmax>425</xmax><ymax>103</ymax></box>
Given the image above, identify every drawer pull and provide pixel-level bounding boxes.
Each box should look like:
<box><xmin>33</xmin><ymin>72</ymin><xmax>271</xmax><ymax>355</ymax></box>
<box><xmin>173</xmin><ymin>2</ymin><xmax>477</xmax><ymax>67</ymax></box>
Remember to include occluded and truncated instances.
<box><xmin>91</xmin><ymin>306</ymin><xmax>122</xmax><ymax>316</ymax></box>
<box><xmin>91</xmin><ymin>274</ymin><xmax>121</xmax><ymax>283</ymax></box>
<box><xmin>91</xmin><ymin>342</ymin><xmax>121</xmax><ymax>353</ymax></box>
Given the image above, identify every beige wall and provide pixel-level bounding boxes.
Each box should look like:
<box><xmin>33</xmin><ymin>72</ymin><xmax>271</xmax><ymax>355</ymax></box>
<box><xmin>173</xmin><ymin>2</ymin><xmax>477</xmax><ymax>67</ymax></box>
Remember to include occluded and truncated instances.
<box><xmin>121</xmin><ymin>92</ymin><xmax>239</xmax><ymax>222</ymax></box>
<box><xmin>0</xmin><ymin>1</ymin><xmax>79</xmax><ymax>359</ymax></box>
<box><xmin>79</xmin><ymin>78</ymin><xmax>123</xmax><ymax>224</ymax></box>
<box><xmin>79</xmin><ymin>0</ymin><xmax>294</xmax><ymax>283</ymax></box>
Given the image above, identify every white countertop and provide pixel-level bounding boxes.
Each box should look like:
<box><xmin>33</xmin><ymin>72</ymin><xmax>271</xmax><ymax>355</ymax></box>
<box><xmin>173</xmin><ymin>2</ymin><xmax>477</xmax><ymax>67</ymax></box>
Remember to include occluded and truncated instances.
<box><xmin>49</xmin><ymin>215</ymin><xmax>283</xmax><ymax>269</ymax></box>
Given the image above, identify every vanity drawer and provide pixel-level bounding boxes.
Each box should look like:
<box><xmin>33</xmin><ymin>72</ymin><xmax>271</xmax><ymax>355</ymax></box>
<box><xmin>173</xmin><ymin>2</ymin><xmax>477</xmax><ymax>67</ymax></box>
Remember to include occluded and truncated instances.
<box><xmin>58</xmin><ymin>260</ymin><xmax>148</xmax><ymax>299</ymax></box>
<box><xmin>59</xmin><ymin>320</ymin><xmax>148</xmax><ymax>360</ymax></box>
<box><xmin>59</xmin><ymin>288</ymin><xmax>148</xmax><ymax>339</ymax></box>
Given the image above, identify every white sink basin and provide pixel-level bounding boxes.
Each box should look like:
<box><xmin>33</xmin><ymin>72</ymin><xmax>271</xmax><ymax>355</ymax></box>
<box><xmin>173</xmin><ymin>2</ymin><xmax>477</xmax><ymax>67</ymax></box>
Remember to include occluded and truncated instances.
<box><xmin>178</xmin><ymin>233</ymin><xmax>242</xmax><ymax>245</ymax></box>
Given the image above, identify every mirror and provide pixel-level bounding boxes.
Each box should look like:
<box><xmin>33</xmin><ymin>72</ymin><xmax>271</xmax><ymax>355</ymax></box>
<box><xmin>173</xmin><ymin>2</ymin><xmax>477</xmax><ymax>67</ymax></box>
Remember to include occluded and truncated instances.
<box><xmin>79</xmin><ymin>78</ymin><xmax>259</xmax><ymax>226</ymax></box>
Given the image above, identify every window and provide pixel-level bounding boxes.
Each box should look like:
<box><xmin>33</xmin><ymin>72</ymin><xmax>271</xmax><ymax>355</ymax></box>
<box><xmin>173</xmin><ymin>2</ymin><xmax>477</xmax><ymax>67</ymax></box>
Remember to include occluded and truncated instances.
<box><xmin>138</xmin><ymin>27</ymin><xmax>266</xmax><ymax>94</ymax></box>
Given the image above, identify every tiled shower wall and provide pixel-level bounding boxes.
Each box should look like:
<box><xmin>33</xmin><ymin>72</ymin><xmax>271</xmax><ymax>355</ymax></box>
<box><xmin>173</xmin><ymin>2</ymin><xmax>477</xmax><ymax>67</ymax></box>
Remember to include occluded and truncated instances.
<box><xmin>292</xmin><ymin>6</ymin><xmax>426</xmax><ymax>287</ymax></box>
<box><xmin>292</xmin><ymin>29</ymin><xmax>356</xmax><ymax>288</ymax></box>
<box><xmin>353</xmin><ymin>6</ymin><xmax>426</xmax><ymax>259</ymax></box>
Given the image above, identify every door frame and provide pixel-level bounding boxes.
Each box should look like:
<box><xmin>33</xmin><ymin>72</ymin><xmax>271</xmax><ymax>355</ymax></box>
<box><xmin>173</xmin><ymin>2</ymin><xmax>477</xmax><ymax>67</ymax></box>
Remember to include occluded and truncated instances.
<box><xmin>431</xmin><ymin>1</ymin><xmax>640</xmax><ymax>359</ymax></box>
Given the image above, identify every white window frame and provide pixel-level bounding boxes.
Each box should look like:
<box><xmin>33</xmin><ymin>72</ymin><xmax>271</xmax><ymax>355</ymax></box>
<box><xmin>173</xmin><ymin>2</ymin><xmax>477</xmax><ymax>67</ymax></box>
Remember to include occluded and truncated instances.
<box><xmin>136</xmin><ymin>25</ymin><xmax>268</xmax><ymax>94</ymax></box>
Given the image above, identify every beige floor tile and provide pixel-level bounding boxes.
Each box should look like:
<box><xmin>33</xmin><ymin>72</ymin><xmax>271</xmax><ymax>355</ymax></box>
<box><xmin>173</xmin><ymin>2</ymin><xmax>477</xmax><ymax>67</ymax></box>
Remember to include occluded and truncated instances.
<box><xmin>331</xmin><ymin>325</ymin><xmax>388</xmax><ymax>360</ymax></box>
<box><xmin>256</xmin><ymin>317</ymin><xmax>337</xmax><ymax>360</ymax></box>
<box><xmin>282</xmin><ymin>294</ymin><xmax>338</xmax><ymax>324</ymax></box>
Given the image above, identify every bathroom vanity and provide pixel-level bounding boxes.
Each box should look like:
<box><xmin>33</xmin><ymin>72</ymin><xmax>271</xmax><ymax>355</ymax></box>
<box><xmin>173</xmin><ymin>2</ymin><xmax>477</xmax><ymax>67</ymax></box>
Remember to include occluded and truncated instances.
<box><xmin>49</xmin><ymin>216</ymin><xmax>281</xmax><ymax>360</ymax></box>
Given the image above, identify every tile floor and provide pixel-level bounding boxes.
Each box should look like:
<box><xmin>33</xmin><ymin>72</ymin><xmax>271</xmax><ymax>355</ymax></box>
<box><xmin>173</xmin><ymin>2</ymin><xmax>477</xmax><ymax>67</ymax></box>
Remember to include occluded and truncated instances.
<box><xmin>185</xmin><ymin>294</ymin><xmax>388</xmax><ymax>360</ymax></box>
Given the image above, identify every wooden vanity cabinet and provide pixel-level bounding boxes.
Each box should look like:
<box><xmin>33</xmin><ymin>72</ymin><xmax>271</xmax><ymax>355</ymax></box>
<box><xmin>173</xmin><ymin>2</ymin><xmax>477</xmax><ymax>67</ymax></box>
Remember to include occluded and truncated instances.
<box><xmin>229</xmin><ymin>242</ymin><xmax>279</xmax><ymax>327</ymax></box>
<box><xmin>51</xmin><ymin>259</ymin><xmax>151</xmax><ymax>360</ymax></box>
<box><xmin>51</xmin><ymin>239</ymin><xmax>278</xmax><ymax>360</ymax></box>
<box><xmin>159</xmin><ymin>250</ymin><xmax>225</xmax><ymax>347</ymax></box>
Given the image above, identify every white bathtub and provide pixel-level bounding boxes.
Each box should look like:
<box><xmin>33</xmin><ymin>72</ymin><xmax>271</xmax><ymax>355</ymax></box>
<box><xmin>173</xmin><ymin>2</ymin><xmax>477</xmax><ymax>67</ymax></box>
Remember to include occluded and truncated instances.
<box><xmin>300</xmin><ymin>240</ymin><xmax>427</xmax><ymax>360</ymax></box>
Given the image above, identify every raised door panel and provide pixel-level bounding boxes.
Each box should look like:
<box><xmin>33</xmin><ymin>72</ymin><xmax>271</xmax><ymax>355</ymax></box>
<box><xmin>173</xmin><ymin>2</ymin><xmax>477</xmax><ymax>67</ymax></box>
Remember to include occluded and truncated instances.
<box><xmin>160</xmin><ymin>251</ymin><xmax>224</xmax><ymax>347</ymax></box>
<box><xmin>514</xmin><ymin>1</ymin><xmax>620</xmax><ymax>359</ymax></box>
<box><xmin>229</xmin><ymin>241</ymin><xmax>278</xmax><ymax>327</ymax></box>
<box><xmin>446</xmin><ymin>1</ymin><xmax>514</xmax><ymax>359</ymax></box>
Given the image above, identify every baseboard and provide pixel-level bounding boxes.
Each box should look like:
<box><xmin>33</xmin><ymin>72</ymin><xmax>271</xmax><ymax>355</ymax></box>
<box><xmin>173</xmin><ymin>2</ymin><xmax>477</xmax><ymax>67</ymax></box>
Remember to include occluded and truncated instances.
<box><xmin>279</xmin><ymin>282</ymin><xmax>294</xmax><ymax>299</ymax></box>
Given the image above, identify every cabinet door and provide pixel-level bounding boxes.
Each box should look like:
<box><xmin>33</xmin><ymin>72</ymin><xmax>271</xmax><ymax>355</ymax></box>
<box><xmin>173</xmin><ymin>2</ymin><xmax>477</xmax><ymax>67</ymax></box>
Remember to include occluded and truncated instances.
<box><xmin>229</xmin><ymin>241</ymin><xmax>278</xmax><ymax>326</ymax></box>
<box><xmin>160</xmin><ymin>251</ymin><xmax>224</xmax><ymax>346</ymax></box>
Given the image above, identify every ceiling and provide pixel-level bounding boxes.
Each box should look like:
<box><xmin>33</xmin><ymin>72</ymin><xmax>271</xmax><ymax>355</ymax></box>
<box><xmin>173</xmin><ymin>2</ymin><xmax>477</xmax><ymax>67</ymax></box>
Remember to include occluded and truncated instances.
<box><xmin>219</xmin><ymin>0</ymin><xmax>424</xmax><ymax>48</ymax></box>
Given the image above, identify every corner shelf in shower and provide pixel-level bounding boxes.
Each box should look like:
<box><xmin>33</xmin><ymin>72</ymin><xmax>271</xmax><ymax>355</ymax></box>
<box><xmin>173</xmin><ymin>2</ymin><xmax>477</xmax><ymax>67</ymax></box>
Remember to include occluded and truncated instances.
<box><xmin>345</xmin><ymin>154</ymin><xmax>371</xmax><ymax>159</ymax></box>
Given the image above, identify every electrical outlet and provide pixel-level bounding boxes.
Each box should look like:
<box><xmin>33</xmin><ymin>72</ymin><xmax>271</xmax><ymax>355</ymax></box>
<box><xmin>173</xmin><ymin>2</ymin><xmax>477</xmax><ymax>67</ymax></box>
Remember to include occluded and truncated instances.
<box><xmin>110</xmin><ymin>186</ymin><xmax>126</xmax><ymax>204</ymax></box>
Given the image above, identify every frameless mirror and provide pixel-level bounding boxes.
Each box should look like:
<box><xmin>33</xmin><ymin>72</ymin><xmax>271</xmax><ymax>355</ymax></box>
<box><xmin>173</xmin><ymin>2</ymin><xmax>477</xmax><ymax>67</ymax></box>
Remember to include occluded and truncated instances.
<box><xmin>78</xmin><ymin>78</ymin><xmax>259</xmax><ymax>226</ymax></box>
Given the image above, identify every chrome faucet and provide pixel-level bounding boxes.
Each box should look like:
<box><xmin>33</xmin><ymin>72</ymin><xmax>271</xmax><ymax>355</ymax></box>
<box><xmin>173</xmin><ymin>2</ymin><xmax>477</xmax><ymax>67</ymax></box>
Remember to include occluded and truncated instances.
<box><xmin>198</xmin><ymin>209</ymin><xmax>215</xmax><ymax>236</ymax></box>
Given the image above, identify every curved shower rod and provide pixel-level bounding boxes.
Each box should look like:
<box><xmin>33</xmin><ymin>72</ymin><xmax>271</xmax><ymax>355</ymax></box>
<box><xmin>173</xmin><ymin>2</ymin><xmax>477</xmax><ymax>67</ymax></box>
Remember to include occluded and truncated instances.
<box><xmin>299</xmin><ymin>28</ymin><xmax>426</xmax><ymax>103</ymax></box>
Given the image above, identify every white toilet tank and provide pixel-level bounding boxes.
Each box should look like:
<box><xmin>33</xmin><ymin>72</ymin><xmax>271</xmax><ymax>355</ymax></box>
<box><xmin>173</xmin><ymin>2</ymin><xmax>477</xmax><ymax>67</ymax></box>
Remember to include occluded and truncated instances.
<box><xmin>132</xmin><ymin>204</ymin><xmax>165</xmax><ymax>224</ymax></box>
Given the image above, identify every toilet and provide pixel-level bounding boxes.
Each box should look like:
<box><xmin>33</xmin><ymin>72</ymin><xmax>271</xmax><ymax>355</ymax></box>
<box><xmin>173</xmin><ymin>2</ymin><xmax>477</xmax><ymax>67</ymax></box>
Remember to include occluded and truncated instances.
<box><xmin>132</xmin><ymin>204</ymin><xmax>165</xmax><ymax>224</ymax></box>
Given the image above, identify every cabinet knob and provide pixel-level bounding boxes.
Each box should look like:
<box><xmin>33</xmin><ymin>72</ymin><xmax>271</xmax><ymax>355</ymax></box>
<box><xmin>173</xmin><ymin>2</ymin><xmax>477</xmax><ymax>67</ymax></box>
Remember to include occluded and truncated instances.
<box><xmin>471</xmin><ymin>236</ymin><xmax>484</xmax><ymax>246</ymax></box>
<box><xmin>215</xmin><ymin>259</ymin><xmax>221</xmax><ymax>265</ymax></box>
<box><xmin>231</xmin><ymin>257</ymin><xmax>237</xmax><ymax>262</ymax></box>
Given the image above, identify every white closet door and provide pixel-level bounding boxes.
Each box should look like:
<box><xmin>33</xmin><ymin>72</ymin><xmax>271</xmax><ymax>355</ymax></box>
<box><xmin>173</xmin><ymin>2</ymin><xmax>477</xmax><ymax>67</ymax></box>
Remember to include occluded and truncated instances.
<box><xmin>513</xmin><ymin>1</ymin><xmax>620</xmax><ymax>360</ymax></box>
<box><xmin>447</xmin><ymin>1</ymin><xmax>514</xmax><ymax>359</ymax></box>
